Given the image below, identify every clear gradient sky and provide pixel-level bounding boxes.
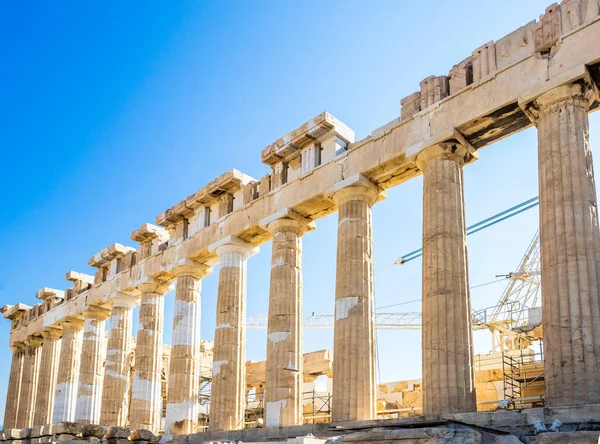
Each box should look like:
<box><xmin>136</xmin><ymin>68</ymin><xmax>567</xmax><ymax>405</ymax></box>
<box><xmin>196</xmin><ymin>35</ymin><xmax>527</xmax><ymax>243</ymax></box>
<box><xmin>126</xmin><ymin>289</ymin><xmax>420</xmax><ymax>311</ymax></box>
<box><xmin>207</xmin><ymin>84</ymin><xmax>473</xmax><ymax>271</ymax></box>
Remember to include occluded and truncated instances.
<box><xmin>1</xmin><ymin>1</ymin><xmax>599</xmax><ymax>423</ymax></box>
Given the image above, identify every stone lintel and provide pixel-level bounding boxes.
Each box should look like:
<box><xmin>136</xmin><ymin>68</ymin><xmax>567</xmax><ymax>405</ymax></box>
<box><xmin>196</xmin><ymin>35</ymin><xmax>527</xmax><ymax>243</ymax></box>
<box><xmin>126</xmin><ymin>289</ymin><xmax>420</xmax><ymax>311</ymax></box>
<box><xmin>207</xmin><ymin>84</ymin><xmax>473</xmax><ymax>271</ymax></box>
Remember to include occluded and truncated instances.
<box><xmin>156</xmin><ymin>169</ymin><xmax>256</xmax><ymax>228</ymax></box>
<box><xmin>261</xmin><ymin>112</ymin><xmax>355</xmax><ymax>167</ymax></box>
<box><xmin>171</xmin><ymin>258</ymin><xmax>213</xmax><ymax>279</ymax></box>
<box><xmin>131</xmin><ymin>223</ymin><xmax>169</xmax><ymax>244</ymax></box>
<box><xmin>208</xmin><ymin>234</ymin><xmax>259</xmax><ymax>257</ymax></box>
<box><xmin>331</xmin><ymin>174</ymin><xmax>386</xmax><ymax>206</ymax></box>
<box><xmin>89</xmin><ymin>243</ymin><xmax>136</xmax><ymax>268</ymax></box>
<box><xmin>518</xmin><ymin>64</ymin><xmax>600</xmax><ymax>122</ymax></box>
<box><xmin>259</xmin><ymin>208</ymin><xmax>316</xmax><ymax>234</ymax></box>
<box><xmin>35</xmin><ymin>287</ymin><xmax>65</xmax><ymax>301</ymax></box>
<box><xmin>66</xmin><ymin>271</ymin><xmax>95</xmax><ymax>286</ymax></box>
<box><xmin>2</xmin><ymin>303</ymin><xmax>32</xmax><ymax>320</ymax></box>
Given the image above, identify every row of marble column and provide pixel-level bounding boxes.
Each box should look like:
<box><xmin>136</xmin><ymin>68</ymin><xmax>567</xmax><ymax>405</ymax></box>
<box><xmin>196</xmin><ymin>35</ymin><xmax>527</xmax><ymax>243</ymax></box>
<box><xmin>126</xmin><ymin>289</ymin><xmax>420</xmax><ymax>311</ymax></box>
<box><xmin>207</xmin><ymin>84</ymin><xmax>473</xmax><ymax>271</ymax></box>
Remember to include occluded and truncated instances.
<box><xmin>4</xmin><ymin>83</ymin><xmax>600</xmax><ymax>433</ymax></box>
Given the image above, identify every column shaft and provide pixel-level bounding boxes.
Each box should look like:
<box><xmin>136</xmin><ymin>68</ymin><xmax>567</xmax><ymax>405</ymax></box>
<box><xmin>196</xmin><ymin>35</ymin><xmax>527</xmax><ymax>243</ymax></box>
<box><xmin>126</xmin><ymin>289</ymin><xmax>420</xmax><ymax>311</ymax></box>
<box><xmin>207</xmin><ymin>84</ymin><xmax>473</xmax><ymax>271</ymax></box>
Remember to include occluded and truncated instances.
<box><xmin>33</xmin><ymin>330</ymin><xmax>62</xmax><ymax>426</ymax></box>
<box><xmin>53</xmin><ymin>321</ymin><xmax>85</xmax><ymax>423</ymax></box>
<box><xmin>265</xmin><ymin>218</ymin><xmax>307</xmax><ymax>427</ymax></box>
<box><xmin>100</xmin><ymin>298</ymin><xmax>135</xmax><ymax>427</ymax></box>
<box><xmin>75</xmin><ymin>309</ymin><xmax>109</xmax><ymax>424</ymax></box>
<box><xmin>418</xmin><ymin>145</ymin><xmax>476</xmax><ymax>415</ymax></box>
<box><xmin>332</xmin><ymin>181</ymin><xmax>378</xmax><ymax>422</ymax></box>
<box><xmin>536</xmin><ymin>84</ymin><xmax>600</xmax><ymax>406</ymax></box>
<box><xmin>130</xmin><ymin>284</ymin><xmax>168</xmax><ymax>432</ymax></box>
<box><xmin>210</xmin><ymin>240</ymin><xmax>255</xmax><ymax>431</ymax></box>
<box><xmin>16</xmin><ymin>338</ymin><xmax>43</xmax><ymax>428</ymax></box>
<box><xmin>165</xmin><ymin>270</ymin><xmax>206</xmax><ymax>435</ymax></box>
<box><xmin>4</xmin><ymin>344</ymin><xmax>25</xmax><ymax>429</ymax></box>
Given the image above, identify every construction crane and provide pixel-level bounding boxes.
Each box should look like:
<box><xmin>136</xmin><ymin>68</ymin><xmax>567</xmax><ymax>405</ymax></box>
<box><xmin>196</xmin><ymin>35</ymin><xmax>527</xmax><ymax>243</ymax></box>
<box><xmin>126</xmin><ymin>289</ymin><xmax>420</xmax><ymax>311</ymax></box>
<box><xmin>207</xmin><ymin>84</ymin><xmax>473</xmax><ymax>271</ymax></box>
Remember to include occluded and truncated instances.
<box><xmin>471</xmin><ymin>230</ymin><xmax>542</xmax><ymax>352</ymax></box>
<box><xmin>246</xmin><ymin>198</ymin><xmax>543</xmax><ymax>352</ymax></box>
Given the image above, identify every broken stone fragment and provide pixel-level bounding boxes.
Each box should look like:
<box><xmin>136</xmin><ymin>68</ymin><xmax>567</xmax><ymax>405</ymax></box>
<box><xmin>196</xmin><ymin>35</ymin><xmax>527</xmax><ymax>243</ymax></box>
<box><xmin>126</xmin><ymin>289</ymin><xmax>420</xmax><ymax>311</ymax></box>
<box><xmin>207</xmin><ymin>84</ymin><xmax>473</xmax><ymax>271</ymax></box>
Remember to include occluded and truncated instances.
<box><xmin>130</xmin><ymin>429</ymin><xmax>159</xmax><ymax>443</ymax></box>
<box><xmin>105</xmin><ymin>427</ymin><xmax>130</xmax><ymax>439</ymax></box>
<box><xmin>50</xmin><ymin>423</ymin><xmax>82</xmax><ymax>436</ymax></box>
<box><xmin>536</xmin><ymin>431</ymin><xmax>600</xmax><ymax>443</ymax></box>
<box><xmin>81</xmin><ymin>425</ymin><xmax>107</xmax><ymax>438</ymax></box>
<box><xmin>106</xmin><ymin>439</ymin><xmax>130</xmax><ymax>444</ymax></box>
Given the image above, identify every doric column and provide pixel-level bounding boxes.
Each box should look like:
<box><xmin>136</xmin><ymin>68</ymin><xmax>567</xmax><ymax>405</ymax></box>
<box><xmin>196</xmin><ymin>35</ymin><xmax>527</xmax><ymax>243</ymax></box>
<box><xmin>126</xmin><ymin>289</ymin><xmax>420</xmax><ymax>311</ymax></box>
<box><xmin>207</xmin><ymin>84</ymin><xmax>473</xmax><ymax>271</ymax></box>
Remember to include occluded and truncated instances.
<box><xmin>208</xmin><ymin>235</ymin><xmax>258</xmax><ymax>431</ymax></box>
<box><xmin>532</xmin><ymin>83</ymin><xmax>600</xmax><ymax>406</ymax></box>
<box><xmin>130</xmin><ymin>280</ymin><xmax>171</xmax><ymax>432</ymax></box>
<box><xmin>33</xmin><ymin>328</ymin><xmax>62</xmax><ymax>426</ymax></box>
<box><xmin>53</xmin><ymin>318</ymin><xmax>85</xmax><ymax>423</ymax></box>
<box><xmin>165</xmin><ymin>260</ymin><xmax>212</xmax><ymax>436</ymax></box>
<box><xmin>4</xmin><ymin>343</ymin><xmax>25</xmax><ymax>429</ymax></box>
<box><xmin>416</xmin><ymin>143</ymin><xmax>476</xmax><ymax>415</ymax></box>
<box><xmin>75</xmin><ymin>306</ymin><xmax>110</xmax><ymax>424</ymax></box>
<box><xmin>100</xmin><ymin>293</ymin><xmax>137</xmax><ymax>427</ymax></box>
<box><xmin>331</xmin><ymin>174</ymin><xmax>383</xmax><ymax>422</ymax></box>
<box><xmin>16</xmin><ymin>336</ymin><xmax>43</xmax><ymax>428</ymax></box>
<box><xmin>261</xmin><ymin>209</ymin><xmax>314</xmax><ymax>427</ymax></box>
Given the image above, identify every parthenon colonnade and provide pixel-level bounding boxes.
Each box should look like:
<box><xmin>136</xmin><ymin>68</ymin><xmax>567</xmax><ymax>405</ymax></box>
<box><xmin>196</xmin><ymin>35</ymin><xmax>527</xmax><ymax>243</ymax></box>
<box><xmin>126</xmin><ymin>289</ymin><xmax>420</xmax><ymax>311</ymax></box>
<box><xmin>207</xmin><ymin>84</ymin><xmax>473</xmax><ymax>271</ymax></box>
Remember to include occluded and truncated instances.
<box><xmin>3</xmin><ymin>0</ymin><xmax>600</xmax><ymax>439</ymax></box>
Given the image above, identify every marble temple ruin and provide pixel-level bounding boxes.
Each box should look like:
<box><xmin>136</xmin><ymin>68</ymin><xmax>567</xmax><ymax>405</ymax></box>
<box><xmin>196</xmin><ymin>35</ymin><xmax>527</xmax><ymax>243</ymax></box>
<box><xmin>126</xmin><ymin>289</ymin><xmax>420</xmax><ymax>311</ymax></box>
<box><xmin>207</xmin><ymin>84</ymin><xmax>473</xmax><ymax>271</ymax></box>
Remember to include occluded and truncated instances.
<box><xmin>3</xmin><ymin>1</ymin><xmax>600</xmax><ymax>442</ymax></box>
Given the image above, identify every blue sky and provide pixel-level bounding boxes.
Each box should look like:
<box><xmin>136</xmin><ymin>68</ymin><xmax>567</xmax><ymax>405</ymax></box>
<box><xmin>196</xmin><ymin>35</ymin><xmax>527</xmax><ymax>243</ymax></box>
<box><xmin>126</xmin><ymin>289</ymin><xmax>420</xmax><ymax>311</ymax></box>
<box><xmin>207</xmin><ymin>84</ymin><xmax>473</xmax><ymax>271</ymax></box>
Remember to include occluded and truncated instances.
<box><xmin>1</xmin><ymin>0</ymin><xmax>599</xmax><ymax>423</ymax></box>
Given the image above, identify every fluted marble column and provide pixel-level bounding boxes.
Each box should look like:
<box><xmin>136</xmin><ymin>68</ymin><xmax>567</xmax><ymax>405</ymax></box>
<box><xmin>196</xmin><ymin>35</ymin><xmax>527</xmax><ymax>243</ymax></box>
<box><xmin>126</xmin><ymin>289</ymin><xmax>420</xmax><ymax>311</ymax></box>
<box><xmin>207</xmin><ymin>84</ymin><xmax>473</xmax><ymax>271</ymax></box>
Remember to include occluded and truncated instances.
<box><xmin>33</xmin><ymin>328</ymin><xmax>62</xmax><ymax>426</ymax></box>
<box><xmin>209</xmin><ymin>236</ymin><xmax>258</xmax><ymax>431</ymax></box>
<box><xmin>165</xmin><ymin>261</ymin><xmax>211</xmax><ymax>436</ymax></box>
<box><xmin>332</xmin><ymin>175</ymin><xmax>382</xmax><ymax>422</ymax></box>
<box><xmin>534</xmin><ymin>83</ymin><xmax>600</xmax><ymax>406</ymax></box>
<box><xmin>130</xmin><ymin>280</ymin><xmax>171</xmax><ymax>433</ymax></box>
<box><xmin>416</xmin><ymin>143</ymin><xmax>476</xmax><ymax>415</ymax></box>
<box><xmin>100</xmin><ymin>293</ymin><xmax>137</xmax><ymax>427</ymax></box>
<box><xmin>53</xmin><ymin>318</ymin><xmax>85</xmax><ymax>423</ymax></box>
<box><xmin>4</xmin><ymin>343</ymin><xmax>25</xmax><ymax>429</ymax></box>
<box><xmin>16</xmin><ymin>336</ymin><xmax>43</xmax><ymax>428</ymax></box>
<box><xmin>75</xmin><ymin>307</ymin><xmax>110</xmax><ymax>424</ymax></box>
<box><xmin>262</xmin><ymin>210</ymin><xmax>313</xmax><ymax>427</ymax></box>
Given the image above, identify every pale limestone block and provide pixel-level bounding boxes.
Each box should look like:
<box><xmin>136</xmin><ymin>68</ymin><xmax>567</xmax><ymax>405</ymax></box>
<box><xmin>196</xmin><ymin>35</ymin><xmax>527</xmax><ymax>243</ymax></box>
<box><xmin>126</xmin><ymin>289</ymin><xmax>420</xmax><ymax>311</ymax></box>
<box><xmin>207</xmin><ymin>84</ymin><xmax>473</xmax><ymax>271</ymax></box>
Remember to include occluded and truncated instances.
<box><xmin>449</xmin><ymin>58</ymin><xmax>473</xmax><ymax>94</ymax></box>
<box><xmin>419</xmin><ymin>76</ymin><xmax>449</xmax><ymax>109</ymax></box>
<box><xmin>472</xmin><ymin>41</ymin><xmax>496</xmax><ymax>82</ymax></box>
<box><xmin>535</xmin><ymin>3</ymin><xmax>562</xmax><ymax>54</ymax></box>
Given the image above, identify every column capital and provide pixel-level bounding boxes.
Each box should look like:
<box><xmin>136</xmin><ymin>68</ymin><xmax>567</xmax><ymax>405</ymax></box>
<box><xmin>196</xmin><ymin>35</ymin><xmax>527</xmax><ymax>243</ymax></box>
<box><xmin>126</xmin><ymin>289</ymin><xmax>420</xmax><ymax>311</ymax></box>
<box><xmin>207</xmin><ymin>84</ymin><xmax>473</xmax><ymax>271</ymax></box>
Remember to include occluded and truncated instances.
<box><xmin>41</xmin><ymin>327</ymin><xmax>63</xmax><ymax>340</ymax></box>
<box><xmin>82</xmin><ymin>305</ymin><xmax>111</xmax><ymax>321</ymax></box>
<box><xmin>137</xmin><ymin>277</ymin><xmax>172</xmax><ymax>295</ymax></box>
<box><xmin>61</xmin><ymin>316</ymin><xmax>86</xmax><ymax>329</ymax></box>
<box><xmin>24</xmin><ymin>335</ymin><xmax>43</xmax><ymax>348</ymax></box>
<box><xmin>172</xmin><ymin>258</ymin><xmax>213</xmax><ymax>279</ymax></box>
<box><xmin>518</xmin><ymin>66</ymin><xmax>600</xmax><ymax>123</ymax></box>
<box><xmin>331</xmin><ymin>174</ymin><xmax>385</xmax><ymax>207</ymax></box>
<box><xmin>209</xmin><ymin>235</ymin><xmax>259</xmax><ymax>259</ymax></box>
<box><xmin>531</xmin><ymin>83</ymin><xmax>597</xmax><ymax>120</ymax></box>
<box><xmin>260</xmin><ymin>208</ymin><xmax>315</xmax><ymax>236</ymax></box>
<box><xmin>416</xmin><ymin>142</ymin><xmax>472</xmax><ymax>170</ymax></box>
<box><xmin>111</xmin><ymin>292</ymin><xmax>139</xmax><ymax>309</ymax></box>
<box><xmin>11</xmin><ymin>341</ymin><xmax>26</xmax><ymax>352</ymax></box>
